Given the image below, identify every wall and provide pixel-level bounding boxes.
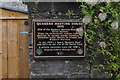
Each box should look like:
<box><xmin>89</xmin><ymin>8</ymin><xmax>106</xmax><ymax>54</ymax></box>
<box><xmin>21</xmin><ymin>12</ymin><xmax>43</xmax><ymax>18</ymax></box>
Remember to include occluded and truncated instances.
<box><xmin>27</xmin><ymin>2</ymin><xmax>90</xmax><ymax>79</ymax></box>
<box><xmin>27</xmin><ymin>2</ymin><xmax>111</xmax><ymax>79</ymax></box>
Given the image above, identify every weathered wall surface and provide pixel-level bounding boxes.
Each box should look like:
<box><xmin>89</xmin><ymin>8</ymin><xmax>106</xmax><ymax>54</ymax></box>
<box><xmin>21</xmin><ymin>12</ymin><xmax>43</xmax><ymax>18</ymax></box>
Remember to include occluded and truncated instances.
<box><xmin>27</xmin><ymin>2</ymin><xmax>108</xmax><ymax>79</ymax></box>
<box><xmin>27</xmin><ymin>2</ymin><xmax>90</xmax><ymax>78</ymax></box>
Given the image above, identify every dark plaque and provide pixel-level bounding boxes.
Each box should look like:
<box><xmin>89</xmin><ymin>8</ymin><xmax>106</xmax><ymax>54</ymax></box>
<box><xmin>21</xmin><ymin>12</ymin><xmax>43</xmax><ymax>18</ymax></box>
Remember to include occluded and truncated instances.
<box><xmin>33</xmin><ymin>19</ymin><xmax>85</xmax><ymax>59</ymax></box>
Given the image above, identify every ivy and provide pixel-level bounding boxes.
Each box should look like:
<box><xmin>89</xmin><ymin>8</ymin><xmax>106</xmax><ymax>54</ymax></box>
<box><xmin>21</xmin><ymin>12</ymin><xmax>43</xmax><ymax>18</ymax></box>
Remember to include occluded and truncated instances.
<box><xmin>80</xmin><ymin>2</ymin><xmax>120</xmax><ymax>80</ymax></box>
<box><xmin>66</xmin><ymin>10</ymin><xmax>74</xmax><ymax>18</ymax></box>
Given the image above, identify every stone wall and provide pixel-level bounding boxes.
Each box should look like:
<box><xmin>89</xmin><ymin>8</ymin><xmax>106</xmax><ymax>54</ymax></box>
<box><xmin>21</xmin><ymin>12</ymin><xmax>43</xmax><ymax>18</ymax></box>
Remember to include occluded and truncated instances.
<box><xmin>27</xmin><ymin>2</ymin><xmax>108</xmax><ymax>79</ymax></box>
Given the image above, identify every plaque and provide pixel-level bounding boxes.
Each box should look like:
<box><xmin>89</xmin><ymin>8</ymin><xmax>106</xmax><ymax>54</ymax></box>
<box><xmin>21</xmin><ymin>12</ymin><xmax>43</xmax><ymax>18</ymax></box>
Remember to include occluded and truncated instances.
<box><xmin>33</xmin><ymin>19</ymin><xmax>86</xmax><ymax>59</ymax></box>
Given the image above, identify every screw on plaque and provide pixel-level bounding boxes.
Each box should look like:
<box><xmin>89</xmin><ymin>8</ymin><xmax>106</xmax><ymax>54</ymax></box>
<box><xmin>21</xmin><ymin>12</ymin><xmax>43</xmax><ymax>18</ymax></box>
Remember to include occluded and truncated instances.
<box><xmin>77</xmin><ymin>49</ymin><xmax>83</xmax><ymax>55</ymax></box>
<box><xmin>36</xmin><ymin>48</ymin><xmax>43</xmax><ymax>55</ymax></box>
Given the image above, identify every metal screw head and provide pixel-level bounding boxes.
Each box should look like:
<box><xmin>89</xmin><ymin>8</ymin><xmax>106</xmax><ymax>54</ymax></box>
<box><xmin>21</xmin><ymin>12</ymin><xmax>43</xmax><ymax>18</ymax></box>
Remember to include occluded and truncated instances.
<box><xmin>36</xmin><ymin>48</ymin><xmax>43</xmax><ymax>55</ymax></box>
<box><xmin>77</xmin><ymin>49</ymin><xmax>83</xmax><ymax>55</ymax></box>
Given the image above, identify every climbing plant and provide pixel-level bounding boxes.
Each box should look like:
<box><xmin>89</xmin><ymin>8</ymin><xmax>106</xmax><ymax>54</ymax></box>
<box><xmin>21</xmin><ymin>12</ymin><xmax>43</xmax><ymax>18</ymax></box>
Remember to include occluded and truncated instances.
<box><xmin>80</xmin><ymin>2</ymin><xmax>120</xmax><ymax>80</ymax></box>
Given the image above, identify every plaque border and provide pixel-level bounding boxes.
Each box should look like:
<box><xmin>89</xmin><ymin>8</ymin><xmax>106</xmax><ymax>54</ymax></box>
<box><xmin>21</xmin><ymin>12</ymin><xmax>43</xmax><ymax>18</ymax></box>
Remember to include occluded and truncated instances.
<box><xmin>33</xmin><ymin>19</ymin><xmax>86</xmax><ymax>59</ymax></box>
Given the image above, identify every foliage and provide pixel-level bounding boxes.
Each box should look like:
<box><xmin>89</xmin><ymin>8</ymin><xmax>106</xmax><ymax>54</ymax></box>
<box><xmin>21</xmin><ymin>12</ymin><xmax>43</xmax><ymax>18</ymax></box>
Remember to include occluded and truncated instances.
<box><xmin>80</xmin><ymin>2</ymin><xmax>120</xmax><ymax>79</ymax></box>
<box><xmin>66</xmin><ymin>10</ymin><xmax>74</xmax><ymax>18</ymax></box>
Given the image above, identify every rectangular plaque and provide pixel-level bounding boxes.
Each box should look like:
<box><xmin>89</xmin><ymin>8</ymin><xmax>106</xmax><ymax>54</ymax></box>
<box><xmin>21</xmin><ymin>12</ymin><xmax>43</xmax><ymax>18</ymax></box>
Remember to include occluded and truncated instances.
<box><xmin>33</xmin><ymin>19</ymin><xmax>85</xmax><ymax>59</ymax></box>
